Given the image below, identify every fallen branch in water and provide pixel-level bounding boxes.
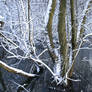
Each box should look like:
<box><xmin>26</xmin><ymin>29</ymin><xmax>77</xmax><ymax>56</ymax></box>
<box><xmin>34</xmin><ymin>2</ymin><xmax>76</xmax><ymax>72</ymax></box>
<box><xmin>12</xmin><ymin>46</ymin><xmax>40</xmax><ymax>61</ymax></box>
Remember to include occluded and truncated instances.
<box><xmin>0</xmin><ymin>60</ymin><xmax>36</xmax><ymax>77</ymax></box>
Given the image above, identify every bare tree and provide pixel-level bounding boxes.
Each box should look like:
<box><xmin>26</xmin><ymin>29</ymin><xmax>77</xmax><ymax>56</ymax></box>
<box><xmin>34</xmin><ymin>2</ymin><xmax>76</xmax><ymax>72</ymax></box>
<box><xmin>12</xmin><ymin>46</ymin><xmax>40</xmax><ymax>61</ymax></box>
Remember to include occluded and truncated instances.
<box><xmin>0</xmin><ymin>0</ymin><xmax>92</xmax><ymax>88</ymax></box>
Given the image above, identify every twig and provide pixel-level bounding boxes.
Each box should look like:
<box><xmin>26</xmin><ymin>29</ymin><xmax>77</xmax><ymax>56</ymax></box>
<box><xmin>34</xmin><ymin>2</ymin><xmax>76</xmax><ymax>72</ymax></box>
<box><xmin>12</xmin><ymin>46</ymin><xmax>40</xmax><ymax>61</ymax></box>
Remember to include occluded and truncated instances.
<box><xmin>0</xmin><ymin>32</ymin><xmax>18</xmax><ymax>47</ymax></box>
<box><xmin>73</xmin><ymin>47</ymin><xmax>92</xmax><ymax>52</ymax></box>
<box><xmin>37</xmin><ymin>49</ymin><xmax>48</xmax><ymax>58</ymax></box>
<box><xmin>66</xmin><ymin>77</ymin><xmax>81</xmax><ymax>82</ymax></box>
<box><xmin>11</xmin><ymin>81</ymin><xmax>29</xmax><ymax>92</ymax></box>
<box><xmin>66</xmin><ymin>32</ymin><xmax>92</xmax><ymax>79</ymax></box>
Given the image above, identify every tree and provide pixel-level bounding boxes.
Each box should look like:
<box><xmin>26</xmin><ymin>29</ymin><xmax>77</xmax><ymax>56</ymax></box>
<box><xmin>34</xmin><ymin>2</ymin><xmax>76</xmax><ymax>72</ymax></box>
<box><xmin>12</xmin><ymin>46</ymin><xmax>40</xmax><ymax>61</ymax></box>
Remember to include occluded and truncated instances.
<box><xmin>0</xmin><ymin>1</ymin><xmax>92</xmax><ymax>91</ymax></box>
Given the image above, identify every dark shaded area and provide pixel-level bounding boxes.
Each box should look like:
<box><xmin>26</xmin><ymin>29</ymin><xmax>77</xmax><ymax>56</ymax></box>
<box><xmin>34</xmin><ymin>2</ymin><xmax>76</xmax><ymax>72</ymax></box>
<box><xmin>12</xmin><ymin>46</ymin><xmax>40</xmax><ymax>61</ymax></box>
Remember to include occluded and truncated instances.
<box><xmin>0</xmin><ymin>43</ymin><xmax>92</xmax><ymax>92</ymax></box>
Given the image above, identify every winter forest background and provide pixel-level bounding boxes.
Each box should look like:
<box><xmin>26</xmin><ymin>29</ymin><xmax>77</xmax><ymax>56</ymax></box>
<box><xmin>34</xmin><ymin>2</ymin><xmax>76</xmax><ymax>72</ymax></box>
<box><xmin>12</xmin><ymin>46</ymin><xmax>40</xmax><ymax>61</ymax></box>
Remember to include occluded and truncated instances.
<box><xmin>0</xmin><ymin>0</ymin><xmax>92</xmax><ymax>92</ymax></box>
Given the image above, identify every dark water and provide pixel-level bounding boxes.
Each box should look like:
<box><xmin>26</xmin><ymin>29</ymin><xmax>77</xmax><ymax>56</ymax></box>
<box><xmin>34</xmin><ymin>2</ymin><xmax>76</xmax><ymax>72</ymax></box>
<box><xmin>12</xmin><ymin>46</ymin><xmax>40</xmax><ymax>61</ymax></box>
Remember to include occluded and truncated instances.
<box><xmin>0</xmin><ymin>44</ymin><xmax>92</xmax><ymax>92</ymax></box>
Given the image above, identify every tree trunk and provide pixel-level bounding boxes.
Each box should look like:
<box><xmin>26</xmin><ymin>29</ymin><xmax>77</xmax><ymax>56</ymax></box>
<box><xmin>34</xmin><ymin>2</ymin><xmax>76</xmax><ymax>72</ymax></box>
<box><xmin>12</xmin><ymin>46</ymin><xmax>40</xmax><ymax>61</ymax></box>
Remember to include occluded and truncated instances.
<box><xmin>69</xmin><ymin>0</ymin><xmax>77</xmax><ymax>77</ymax></box>
<box><xmin>47</xmin><ymin>0</ymin><xmax>56</xmax><ymax>49</ymax></box>
<box><xmin>28</xmin><ymin>0</ymin><xmax>31</xmax><ymax>40</ymax></box>
<box><xmin>58</xmin><ymin>0</ymin><xmax>68</xmax><ymax>77</ymax></box>
<box><xmin>46</xmin><ymin>0</ymin><xmax>57</xmax><ymax>61</ymax></box>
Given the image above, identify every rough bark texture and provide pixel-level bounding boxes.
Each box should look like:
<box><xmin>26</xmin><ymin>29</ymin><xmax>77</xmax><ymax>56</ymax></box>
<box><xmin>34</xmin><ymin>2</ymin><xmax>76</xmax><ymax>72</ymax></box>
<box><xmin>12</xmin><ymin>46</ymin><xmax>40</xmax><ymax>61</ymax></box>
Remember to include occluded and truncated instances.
<box><xmin>58</xmin><ymin>0</ymin><xmax>68</xmax><ymax>76</ymax></box>
<box><xmin>46</xmin><ymin>0</ymin><xmax>57</xmax><ymax>61</ymax></box>
<box><xmin>80</xmin><ymin>16</ymin><xmax>86</xmax><ymax>38</ymax></box>
<box><xmin>70</xmin><ymin>0</ymin><xmax>77</xmax><ymax>51</ymax></box>
<box><xmin>47</xmin><ymin>0</ymin><xmax>56</xmax><ymax>49</ymax></box>
<box><xmin>69</xmin><ymin>0</ymin><xmax>77</xmax><ymax>77</ymax></box>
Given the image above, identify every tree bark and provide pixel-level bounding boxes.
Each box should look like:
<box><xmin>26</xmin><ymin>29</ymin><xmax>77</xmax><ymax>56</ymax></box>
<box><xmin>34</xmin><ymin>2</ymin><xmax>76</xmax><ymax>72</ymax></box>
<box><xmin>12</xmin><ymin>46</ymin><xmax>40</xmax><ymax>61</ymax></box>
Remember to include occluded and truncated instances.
<box><xmin>69</xmin><ymin>0</ymin><xmax>77</xmax><ymax>77</ymax></box>
<box><xmin>28</xmin><ymin>0</ymin><xmax>31</xmax><ymax>41</ymax></box>
<box><xmin>58</xmin><ymin>0</ymin><xmax>68</xmax><ymax>76</ymax></box>
<box><xmin>47</xmin><ymin>0</ymin><xmax>56</xmax><ymax>49</ymax></box>
<box><xmin>46</xmin><ymin>0</ymin><xmax>57</xmax><ymax>61</ymax></box>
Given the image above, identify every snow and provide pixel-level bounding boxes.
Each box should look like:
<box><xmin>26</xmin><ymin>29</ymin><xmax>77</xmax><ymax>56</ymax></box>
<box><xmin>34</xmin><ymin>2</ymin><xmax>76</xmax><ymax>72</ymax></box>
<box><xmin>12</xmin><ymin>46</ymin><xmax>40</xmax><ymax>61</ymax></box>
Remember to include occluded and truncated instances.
<box><xmin>77</xmin><ymin>0</ymin><xmax>91</xmax><ymax>41</ymax></box>
<box><xmin>44</xmin><ymin>0</ymin><xmax>52</xmax><ymax>26</ymax></box>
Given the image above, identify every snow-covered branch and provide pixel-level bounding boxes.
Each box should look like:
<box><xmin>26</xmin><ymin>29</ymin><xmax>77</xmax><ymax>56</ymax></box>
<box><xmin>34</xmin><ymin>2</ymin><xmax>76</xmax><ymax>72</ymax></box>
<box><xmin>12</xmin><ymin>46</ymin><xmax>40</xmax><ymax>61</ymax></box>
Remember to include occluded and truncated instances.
<box><xmin>66</xmin><ymin>32</ymin><xmax>92</xmax><ymax>80</ymax></box>
<box><xmin>77</xmin><ymin>0</ymin><xmax>91</xmax><ymax>40</ymax></box>
<box><xmin>0</xmin><ymin>60</ymin><xmax>36</xmax><ymax>77</ymax></box>
<box><xmin>11</xmin><ymin>81</ymin><xmax>29</xmax><ymax>92</ymax></box>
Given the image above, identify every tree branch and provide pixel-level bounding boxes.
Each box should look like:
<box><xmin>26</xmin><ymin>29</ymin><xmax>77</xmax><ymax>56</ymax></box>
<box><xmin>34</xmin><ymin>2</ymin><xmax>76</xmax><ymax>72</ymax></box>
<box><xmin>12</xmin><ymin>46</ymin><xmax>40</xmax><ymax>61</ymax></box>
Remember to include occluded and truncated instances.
<box><xmin>0</xmin><ymin>60</ymin><xmax>36</xmax><ymax>77</ymax></box>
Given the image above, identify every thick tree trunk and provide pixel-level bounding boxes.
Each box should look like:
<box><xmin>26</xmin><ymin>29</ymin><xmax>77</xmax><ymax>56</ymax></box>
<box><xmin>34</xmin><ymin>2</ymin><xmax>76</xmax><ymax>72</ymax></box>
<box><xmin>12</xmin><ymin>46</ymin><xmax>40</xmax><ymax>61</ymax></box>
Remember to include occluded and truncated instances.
<box><xmin>47</xmin><ymin>0</ymin><xmax>56</xmax><ymax>49</ymax></box>
<box><xmin>69</xmin><ymin>0</ymin><xmax>92</xmax><ymax>77</ymax></box>
<box><xmin>46</xmin><ymin>0</ymin><xmax>57</xmax><ymax>61</ymax></box>
<box><xmin>58</xmin><ymin>0</ymin><xmax>68</xmax><ymax>77</ymax></box>
<box><xmin>69</xmin><ymin>0</ymin><xmax>77</xmax><ymax>77</ymax></box>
